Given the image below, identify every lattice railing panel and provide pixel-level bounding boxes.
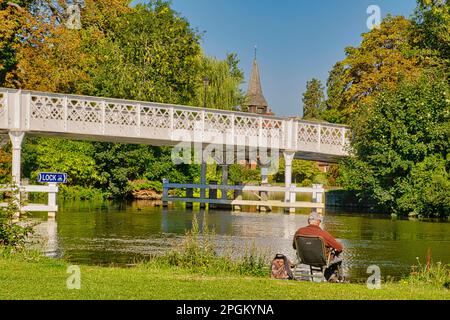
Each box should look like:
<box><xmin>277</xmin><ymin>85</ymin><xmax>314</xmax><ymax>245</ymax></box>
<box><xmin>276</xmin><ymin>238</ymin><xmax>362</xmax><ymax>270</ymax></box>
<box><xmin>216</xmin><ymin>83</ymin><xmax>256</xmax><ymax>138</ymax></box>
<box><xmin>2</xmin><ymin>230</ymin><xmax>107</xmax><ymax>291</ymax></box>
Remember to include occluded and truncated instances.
<box><xmin>30</xmin><ymin>96</ymin><xmax>64</xmax><ymax>121</ymax></box>
<box><xmin>297</xmin><ymin>123</ymin><xmax>320</xmax><ymax>144</ymax></box>
<box><xmin>234</xmin><ymin>116</ymin><xmax>260</xmax><ymax>137</ymax></box>
<box><xmin>67</xmin><ymin>99</ymin><xmax>102</xmax><ymax>124</ymax></box>
<box><xmin>174</xmin><ymin>110</ymin><xmax>202</xmax><ymax>131</ymax></box>
<box><xmin>204</xmin><ymin>113</ymin><xmax>232</xmax><ymax>134</ymax></box>
<box><xmin>105</xmin><ymin>103</ymin><xmax>138</xmax><ymax>126</ymax></box>
<box><xmin>141</xmin><ymin>105</ymin><xmax>171</xmax><ymax>129</ymax></box>
<box><xmin>320</xmin><ymin>127</ymin><xmax>343</xmax><ymax>146</ymax></box>
<box><xmin>262</xmin><ymin>119</ymin><xmax>283</xmax><ymax>139</ymax></box>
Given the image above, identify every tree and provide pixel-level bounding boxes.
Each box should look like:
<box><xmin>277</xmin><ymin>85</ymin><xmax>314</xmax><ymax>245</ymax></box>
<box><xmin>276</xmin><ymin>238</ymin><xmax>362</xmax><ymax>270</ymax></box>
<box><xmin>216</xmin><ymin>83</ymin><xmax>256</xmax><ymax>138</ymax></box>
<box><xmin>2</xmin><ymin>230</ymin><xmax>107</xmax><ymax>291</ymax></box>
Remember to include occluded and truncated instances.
<box><xmin>340</xmin><ymin>74</ymin><xmax>449</xmax><ymax>217</ymax></box>
<box><xmin>24</xmin><ymin>138</ymin><xmax>104</xmax><ymax>188</ymax></box>
<box><xmin>190</xmin><ymin>53</ymin><xmax>245</xmax><ymax>110</ymax></box>
<box><xmin>302</xmin><ymin>78</ymin><xmax>325</xmax><ymax>120</ymax></box>
<box><xmin>324</xmin><ymin>16</ymin><xmax>423</xmax><ymax>123</ymax></box>
<box><xmin>413</xmin><ymin>0</ymin><xmax>450</xmax><ymax>65</ymax></box>
<box><xmin>1</xmin><ymin>0</ymin><xmax>246</xmax><ymax>198</ymax></box>
<box><xmin>87</xmin><ymin>2</ymin><xmax>201</xmax><ymax>104</ymax></box>
<box><xmin>322</xmin><ymin>62</ymin><xmax>346</xmax><ymax>123</ymax></box>
<box><xmin>4</xmin><ymin>0</ymin><xmax>131</xmax><ymax>92</ymax></box>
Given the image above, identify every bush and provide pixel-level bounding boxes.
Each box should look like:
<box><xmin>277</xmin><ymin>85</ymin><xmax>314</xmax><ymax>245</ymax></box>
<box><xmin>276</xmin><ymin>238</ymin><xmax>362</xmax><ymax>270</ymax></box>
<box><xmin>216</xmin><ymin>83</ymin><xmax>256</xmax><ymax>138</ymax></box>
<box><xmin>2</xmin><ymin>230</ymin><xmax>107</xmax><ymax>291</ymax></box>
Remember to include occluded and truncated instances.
<box><xmin>129</xmin><ymin>180</ymin><xmax>163</xmax><ymax>193</ymax></box>
<box><xmin>0</xmin><ymin>185</ymin><xmax>33</xmax><ymax>251</ymax></box>
<box><xmin>58</xmin><ymin>185</ymin><xmax>106</xmax><ymax>200</ymax></box>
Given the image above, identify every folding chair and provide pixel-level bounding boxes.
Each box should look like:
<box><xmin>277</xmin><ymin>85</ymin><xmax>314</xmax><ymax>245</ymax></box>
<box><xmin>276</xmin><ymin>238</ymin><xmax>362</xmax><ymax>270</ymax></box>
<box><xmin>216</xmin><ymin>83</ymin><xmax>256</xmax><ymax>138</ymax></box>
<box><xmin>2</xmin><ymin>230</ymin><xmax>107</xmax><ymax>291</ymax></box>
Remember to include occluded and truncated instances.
<box><xmin>293</xmin><ymin>235</ymin><xmax>333</xmax><ymax>282</ymax></box>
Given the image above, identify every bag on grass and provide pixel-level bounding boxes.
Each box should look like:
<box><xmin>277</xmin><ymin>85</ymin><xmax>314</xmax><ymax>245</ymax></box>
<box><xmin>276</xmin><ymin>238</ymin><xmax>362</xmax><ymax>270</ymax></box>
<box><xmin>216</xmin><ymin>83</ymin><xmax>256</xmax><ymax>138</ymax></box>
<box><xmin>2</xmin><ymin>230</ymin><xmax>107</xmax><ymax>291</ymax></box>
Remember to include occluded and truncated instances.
<box><xmin>270</xmin><ymin>254</ymin><xmax>294</xmax><ymax>280</ymax></box>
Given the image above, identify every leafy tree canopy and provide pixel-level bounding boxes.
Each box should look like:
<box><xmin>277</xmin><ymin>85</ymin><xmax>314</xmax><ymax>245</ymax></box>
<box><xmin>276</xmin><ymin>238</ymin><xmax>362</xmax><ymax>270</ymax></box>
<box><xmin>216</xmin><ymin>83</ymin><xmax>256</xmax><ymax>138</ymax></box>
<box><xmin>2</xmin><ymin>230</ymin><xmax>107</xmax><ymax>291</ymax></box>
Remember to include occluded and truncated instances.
<box><xmin>340</xmin><ymin>74</ymin><xmax>449</xmax><ymax>217</ymax></box>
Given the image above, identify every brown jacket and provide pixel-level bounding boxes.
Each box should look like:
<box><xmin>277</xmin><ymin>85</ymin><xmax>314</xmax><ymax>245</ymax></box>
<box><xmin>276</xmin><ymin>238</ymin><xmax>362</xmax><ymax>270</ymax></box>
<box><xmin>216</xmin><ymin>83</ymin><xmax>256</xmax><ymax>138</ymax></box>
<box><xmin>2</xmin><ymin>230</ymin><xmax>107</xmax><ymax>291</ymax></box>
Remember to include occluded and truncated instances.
<box><xmin>293</xmin><ymin>225</ymin><xmax>343</xmax><ymax>253</ymax></box>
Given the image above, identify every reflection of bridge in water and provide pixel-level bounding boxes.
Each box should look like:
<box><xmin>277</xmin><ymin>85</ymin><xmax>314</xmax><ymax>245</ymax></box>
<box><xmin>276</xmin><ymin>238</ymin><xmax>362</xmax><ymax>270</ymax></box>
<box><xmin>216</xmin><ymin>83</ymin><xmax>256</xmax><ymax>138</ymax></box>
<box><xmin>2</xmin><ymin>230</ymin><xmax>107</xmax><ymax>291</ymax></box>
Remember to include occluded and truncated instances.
<box><xmin>0</xmin><ymin>88</ymin><xmax>351</xmax><ymax>214</ymax></box>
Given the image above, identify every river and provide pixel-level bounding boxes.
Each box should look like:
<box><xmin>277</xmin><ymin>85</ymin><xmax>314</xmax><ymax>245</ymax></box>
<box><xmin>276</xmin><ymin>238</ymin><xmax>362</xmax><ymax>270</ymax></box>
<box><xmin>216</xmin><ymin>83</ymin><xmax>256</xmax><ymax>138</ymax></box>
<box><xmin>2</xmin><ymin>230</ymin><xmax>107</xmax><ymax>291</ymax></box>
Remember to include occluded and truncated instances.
<box><xmin>30</xmin><ymin>200</ymin><xmax>450</xmax><ymax>282</ymax></box>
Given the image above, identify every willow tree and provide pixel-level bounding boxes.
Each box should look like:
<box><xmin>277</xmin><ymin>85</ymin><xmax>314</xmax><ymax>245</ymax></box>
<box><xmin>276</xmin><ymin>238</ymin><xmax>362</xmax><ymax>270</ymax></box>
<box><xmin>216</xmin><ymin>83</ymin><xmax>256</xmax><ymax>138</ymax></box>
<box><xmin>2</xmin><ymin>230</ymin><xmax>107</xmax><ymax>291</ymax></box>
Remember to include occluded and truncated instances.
<box><xmin>192</xmin><ymin>53</ymin><xmax>244</xmax><ymax>110</ymax></box>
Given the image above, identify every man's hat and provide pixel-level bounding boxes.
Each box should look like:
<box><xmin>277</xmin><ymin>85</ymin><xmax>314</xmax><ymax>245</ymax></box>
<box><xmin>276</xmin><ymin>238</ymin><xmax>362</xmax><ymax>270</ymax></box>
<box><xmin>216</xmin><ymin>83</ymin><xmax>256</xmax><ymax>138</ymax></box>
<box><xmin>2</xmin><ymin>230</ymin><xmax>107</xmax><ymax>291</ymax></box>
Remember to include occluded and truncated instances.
<box><xmin>308</xmin><ymin>212</ymin><xmax>323</xmax><ymax>222</ymax></box>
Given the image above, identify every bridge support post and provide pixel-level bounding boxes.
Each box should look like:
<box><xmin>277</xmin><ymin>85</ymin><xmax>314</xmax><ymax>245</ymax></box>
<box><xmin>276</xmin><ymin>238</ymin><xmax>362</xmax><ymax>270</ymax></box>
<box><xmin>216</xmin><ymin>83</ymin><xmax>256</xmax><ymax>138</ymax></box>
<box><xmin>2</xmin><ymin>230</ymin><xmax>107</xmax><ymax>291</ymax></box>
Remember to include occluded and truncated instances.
<box><xmin>9</xmin><ymin>131</ymin><xmax>25</xmax><ymax>218</ymax></box>
<box><xmin>261</xmin><ymin>165</ymin><xmax>269</xmax><ymax>185</ymax></box>
<box><xmin>233</xmin><ymin>182</ymin><xmax>243</xmax><ymax>212</ymax></box>
<box><xmin>220</xmin><ymin>165</ymin><xmax>229</xmax><ymax>201</ymax></box>
<box><xmin>9</xmin><ymin>132</ymin><xmax>25</xmax><ymax>189</ymax></box>
<box><xmin>209</xmin><ymin>181</ymin><xmax>218</xmax><ymax>209</ymax></box>
<box><xmin>186</xmin><ymin>187</ymin><xmax>193</xmax><ymax>209</ymax></box>
<box><xmin>199</xmin><ymin>161</ymin><xmax>207</xmax><ymax>209</ymax></box>
<box><xmin>162</xmin><ymin>179</ymin><xmax>169</xmax><ymax>207</ymax></box>
<box><xmin>283</xmin><ymin>151</ymin><xmax>295</xmax><ymax>213</ymax></box>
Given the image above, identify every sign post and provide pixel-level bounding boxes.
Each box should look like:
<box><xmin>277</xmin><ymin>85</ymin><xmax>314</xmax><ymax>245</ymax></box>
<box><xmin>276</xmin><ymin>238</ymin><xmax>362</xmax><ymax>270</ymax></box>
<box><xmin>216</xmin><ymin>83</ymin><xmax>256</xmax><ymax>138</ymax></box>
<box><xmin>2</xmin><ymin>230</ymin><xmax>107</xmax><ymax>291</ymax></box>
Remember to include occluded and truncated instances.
<box><xmin>38</xmin><ymin>172</ymin><xmax>67</xmax><ymax>218</ymax></box>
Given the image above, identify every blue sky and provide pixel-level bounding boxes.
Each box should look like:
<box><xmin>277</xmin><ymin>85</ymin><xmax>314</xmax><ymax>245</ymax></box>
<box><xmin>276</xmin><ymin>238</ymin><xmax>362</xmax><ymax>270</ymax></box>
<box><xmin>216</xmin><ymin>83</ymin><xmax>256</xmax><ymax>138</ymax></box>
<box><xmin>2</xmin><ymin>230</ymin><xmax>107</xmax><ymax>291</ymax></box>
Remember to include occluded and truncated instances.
<box><xmin>136</xmin><ymin>0</ymin><xmax>418</xmax><ymax>117</ymax></box>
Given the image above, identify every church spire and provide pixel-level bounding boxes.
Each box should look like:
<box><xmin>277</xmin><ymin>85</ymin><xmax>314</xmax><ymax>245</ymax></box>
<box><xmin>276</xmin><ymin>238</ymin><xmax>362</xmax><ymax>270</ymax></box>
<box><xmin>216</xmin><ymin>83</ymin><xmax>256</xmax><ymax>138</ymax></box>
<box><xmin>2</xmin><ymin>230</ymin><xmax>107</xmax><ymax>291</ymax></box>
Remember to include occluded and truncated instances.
<box><xmin>245</xmin><ymin>57</ymin><xmax>269</xmax><ymax>112</ymax></box>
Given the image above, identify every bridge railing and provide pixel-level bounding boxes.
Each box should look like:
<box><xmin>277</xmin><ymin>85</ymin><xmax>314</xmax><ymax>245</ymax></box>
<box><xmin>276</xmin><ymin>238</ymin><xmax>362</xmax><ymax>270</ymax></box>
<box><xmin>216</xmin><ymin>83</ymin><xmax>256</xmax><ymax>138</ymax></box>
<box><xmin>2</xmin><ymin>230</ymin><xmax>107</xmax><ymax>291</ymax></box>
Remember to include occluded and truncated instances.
<box><xmin>0</xmin><ymin>88</ymin><xmax>351</xmax><ymax>157</ymax></box>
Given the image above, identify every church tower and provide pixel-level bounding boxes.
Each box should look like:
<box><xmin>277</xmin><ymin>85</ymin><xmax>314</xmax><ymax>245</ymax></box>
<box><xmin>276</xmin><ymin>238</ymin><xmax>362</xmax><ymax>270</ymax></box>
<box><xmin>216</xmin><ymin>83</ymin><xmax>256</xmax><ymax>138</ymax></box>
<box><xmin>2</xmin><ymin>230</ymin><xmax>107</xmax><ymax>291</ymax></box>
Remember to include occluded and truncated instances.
<box><xmin>244</xmin><ymin>57</ymin><xmax>274</xmax><ymax>116</ymax></box>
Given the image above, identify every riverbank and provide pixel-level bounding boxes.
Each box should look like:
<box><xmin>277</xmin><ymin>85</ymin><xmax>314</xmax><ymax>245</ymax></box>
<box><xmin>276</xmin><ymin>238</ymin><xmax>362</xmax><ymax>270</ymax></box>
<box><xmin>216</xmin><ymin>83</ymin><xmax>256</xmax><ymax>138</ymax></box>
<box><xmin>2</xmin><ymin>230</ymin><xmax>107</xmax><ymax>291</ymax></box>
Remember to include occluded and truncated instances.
<box><xmin>0</xmin><ymin>253</ymin><xmax>449</xmax><ymax>300</ymax></box>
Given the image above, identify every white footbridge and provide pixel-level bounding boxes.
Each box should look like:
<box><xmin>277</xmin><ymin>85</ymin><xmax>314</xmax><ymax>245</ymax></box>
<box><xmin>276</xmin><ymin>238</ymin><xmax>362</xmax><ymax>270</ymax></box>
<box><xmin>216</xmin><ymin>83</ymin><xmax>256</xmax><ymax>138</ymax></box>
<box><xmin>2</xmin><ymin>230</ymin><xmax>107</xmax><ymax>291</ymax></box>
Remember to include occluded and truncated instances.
<box><xmin>0</xmin><ymin>88</ymin><xmax>351</xmax><ymax>214</ymax></box>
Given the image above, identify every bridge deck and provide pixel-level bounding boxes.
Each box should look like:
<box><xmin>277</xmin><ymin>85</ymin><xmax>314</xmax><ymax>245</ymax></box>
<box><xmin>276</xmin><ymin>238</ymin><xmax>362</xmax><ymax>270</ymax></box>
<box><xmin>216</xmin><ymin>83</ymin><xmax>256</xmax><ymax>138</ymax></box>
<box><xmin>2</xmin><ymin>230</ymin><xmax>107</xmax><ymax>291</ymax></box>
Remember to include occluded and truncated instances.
<box><xmin>0</xmin><ymin>88</ymin><xmax>350</xmax><ymax>162</ymax></box>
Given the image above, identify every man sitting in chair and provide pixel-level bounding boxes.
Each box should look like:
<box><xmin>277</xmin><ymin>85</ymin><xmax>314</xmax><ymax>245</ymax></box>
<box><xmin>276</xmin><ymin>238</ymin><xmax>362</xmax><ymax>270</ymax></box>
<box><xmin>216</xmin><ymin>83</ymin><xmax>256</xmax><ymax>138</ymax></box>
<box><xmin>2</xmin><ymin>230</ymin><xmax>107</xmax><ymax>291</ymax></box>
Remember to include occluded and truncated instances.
<box><xmin>293</xmin><ymin>212</ymin><xmax>344</xmax><ymax>282</ymax></box>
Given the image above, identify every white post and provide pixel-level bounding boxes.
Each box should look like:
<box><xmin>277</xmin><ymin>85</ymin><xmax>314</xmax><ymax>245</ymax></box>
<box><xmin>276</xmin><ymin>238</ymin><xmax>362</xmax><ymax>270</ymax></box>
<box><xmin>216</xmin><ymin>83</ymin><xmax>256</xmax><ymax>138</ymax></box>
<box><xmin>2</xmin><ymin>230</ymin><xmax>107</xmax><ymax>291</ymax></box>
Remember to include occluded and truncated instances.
<box><xmin>283</xmin><ymin>151</ymin><xmax>295</xmax><ymax>203</ymax></box>
<box><xmin>289</xmin><ymin>184</ymin><xmax>296</xmax><ymax>214</ymax></box>
<box><xmin>316</xmin><ymin>184</ymin><xmax>324</xmax><ymax>215</ymax></box>
<box><xmin>170</xmin><ymin>108</ymin><xmax>174</xmax><ymax>140</ymax></box>
<box><xmin>312</xmin><ymin>184</ymin><xmax>324</xmax><ymax>215</ymax></box>
<box><xmin>285</xmin><ymin>119</ymin><xmax>294</xmax><ymax>150</ymax></box>
<box><xmin>293</xmin><ymin>120</ymin><xmax>299</xmax><ymax>150</ymax></box>
<box><xmin>318</xmin><ymin>124</ymin><xmax>322</xmax><ymax>151</ymax></box>
<box><xmin>136</xmin><ymin>103</ymin><xmax>141</xmax><ymax>137</ymax></box>
<box><xmin>101</xmin><ymin>100</ymin><xmax>106</xmax><ymax>135</ymax></box>
<box><xmin>201</xmin><ymin>111</ymin><xmax>206</xmax><ymax>136</ymax></box>
<box><xmin>258</xmin><ymin>160</ymin><xmax>271</xmax><ymax>213</ymax></box>
<box><xmin>341</xmin><ymin>128</ymin><xmax>347</xmax><ymax>154</ymax></box>
<box><xmin>48</xmin><ymin>182</ymin><xmax>57</xmax><ymax>218</ymax></box>
<box><xmin>259</xmin><ymin>117</ymin><xmax>263</xmax><ymax>147</ymax></box>
<box><xmin>63</xmin><ymin>96</ymin><xmax>68</xmax><ymax>132</ymax></box>
<box><xmin>284</xmin><ymin>151</ymin><xmax>295</xmax><ymax>213</ymax></box>
<box><xmin>9</xmin><ymin>132</ymin><xmax>25</xmax><ymax>189</ymax></box>
<box><xmin>9</xmin><ymin>131</ymin><xmax>24</xmax><ymax>218</ymax></box>
<box><xmin>261</xmin><ymin>165</ymin><xmax>269</xmax><ymax>185</ymax></box>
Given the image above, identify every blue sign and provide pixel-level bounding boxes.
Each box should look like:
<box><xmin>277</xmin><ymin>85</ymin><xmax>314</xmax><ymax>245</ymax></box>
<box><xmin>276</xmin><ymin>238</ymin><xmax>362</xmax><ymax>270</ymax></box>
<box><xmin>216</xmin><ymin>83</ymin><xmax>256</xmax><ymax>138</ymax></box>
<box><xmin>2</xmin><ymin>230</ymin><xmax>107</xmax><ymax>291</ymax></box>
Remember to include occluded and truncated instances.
<box><xmin>38</xmin><ymin>172</ymin><xmax>68</xmax><ymax>184</ymax></box>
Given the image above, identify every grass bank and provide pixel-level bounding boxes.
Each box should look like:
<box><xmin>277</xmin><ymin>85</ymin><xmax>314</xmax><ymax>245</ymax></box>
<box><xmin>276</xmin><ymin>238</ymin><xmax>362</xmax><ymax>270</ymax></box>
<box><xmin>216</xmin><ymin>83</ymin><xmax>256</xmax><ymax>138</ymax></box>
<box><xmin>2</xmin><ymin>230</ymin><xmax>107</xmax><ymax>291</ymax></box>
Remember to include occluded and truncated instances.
<box><xmin>0</xmin><ymin>252</ymin><xmax>449</xmax><ymax>300</ymax></box>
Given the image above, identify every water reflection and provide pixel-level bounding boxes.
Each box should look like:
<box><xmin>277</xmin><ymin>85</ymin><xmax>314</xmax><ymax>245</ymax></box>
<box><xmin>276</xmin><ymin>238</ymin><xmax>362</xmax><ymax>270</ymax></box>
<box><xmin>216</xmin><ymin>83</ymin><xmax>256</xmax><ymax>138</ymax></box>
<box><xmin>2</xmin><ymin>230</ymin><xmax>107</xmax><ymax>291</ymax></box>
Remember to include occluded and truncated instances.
<box><xmin>33</xmin><ymin>217</ymin><xmax>59</xmax><ymax>258</ymax></box>
<box><xmin>29</xmin><ymin>200</ymin><xmax>450</xmax><ymax>281</ymax></box>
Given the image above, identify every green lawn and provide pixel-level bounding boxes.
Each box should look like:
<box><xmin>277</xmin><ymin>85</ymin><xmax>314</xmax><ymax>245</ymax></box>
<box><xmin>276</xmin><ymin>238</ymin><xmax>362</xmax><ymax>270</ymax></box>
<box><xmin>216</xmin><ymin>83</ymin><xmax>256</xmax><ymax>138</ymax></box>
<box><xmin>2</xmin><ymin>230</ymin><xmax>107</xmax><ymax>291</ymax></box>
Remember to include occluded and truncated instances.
<box><xmin>0</xmin><ymin>254</ymin><xmax>449</xmax><ymax>300</ymax></box>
